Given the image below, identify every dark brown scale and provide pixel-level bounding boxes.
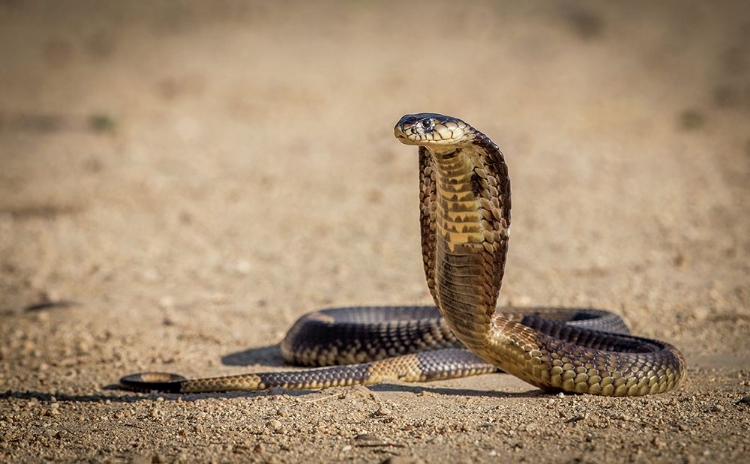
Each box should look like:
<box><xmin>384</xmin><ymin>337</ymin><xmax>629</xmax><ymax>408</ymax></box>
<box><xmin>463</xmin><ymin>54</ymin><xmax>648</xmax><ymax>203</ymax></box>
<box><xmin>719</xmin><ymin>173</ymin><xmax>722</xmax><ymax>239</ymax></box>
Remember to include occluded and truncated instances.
<box><xmin>471</xmin><ymin>171</ymin><xmax>482</xmax><ymax>196</ymax></box>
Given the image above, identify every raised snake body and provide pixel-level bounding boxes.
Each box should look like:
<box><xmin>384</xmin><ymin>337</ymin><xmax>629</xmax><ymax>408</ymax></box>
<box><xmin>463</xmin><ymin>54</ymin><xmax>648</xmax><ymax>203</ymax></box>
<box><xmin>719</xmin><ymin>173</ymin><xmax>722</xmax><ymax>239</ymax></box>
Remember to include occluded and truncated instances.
<box><xmin>120</xmin><ymin>113</ymin><xmax>686</xmax><ymax>396</ymax></box>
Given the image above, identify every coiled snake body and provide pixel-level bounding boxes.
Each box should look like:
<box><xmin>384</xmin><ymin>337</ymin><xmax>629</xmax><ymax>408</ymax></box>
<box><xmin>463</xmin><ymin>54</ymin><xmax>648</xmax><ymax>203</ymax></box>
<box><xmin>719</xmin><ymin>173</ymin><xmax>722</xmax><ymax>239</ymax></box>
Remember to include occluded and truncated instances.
<box><xmin>121</xmin><ymin>113</ymin><xmax>686</xmax><ymax>396</ymax></box>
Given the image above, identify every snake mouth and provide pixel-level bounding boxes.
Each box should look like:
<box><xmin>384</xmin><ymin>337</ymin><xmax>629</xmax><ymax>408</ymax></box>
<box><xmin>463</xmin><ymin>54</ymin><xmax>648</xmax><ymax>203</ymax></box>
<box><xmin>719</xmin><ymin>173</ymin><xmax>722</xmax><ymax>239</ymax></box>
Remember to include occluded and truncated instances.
<box><xmin>394</xmin><ymin>128</ymin><xmax>410</xmax><ymax>142</ymax></box>
<box><xmin>394</xmin><ymin>128</ymin><xmax>423</xmax><ymax>146</ymax></box>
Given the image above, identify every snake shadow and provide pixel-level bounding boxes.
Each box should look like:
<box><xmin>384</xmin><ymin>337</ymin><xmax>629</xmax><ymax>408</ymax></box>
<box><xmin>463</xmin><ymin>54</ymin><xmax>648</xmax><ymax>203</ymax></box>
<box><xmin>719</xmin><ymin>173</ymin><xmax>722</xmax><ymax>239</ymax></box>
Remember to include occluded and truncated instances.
<box><xmin>368</xmin><ymin>383</ymin><xmax>549</xmax><ymax>398</ymax></box>
<box><xmin>2</xmin><ymin>388</ymin><xmax>322</xmax><ymax>404</ymax></box>
<box><xmin>221</xmin><ymin>343</ymin><xmax>285</xmax><ymax>367</ymax></box>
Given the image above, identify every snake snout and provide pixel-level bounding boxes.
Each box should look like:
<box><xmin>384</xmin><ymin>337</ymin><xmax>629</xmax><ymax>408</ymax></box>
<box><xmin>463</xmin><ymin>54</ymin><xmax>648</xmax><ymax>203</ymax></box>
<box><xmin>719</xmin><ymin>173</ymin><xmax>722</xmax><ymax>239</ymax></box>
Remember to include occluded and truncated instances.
<box><xmin>394</xmin><ymin>125</ymin><xmax>412</xmax><ymax>143</ymax></box>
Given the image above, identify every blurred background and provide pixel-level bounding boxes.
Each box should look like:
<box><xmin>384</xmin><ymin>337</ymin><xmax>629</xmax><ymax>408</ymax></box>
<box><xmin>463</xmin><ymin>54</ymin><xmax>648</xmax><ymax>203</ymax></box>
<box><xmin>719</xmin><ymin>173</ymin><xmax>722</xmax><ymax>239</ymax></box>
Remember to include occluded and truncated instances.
<box><xmin>1</xmin><ymin>0</ymin><xmax>749</xmax><ymax>365</ymax></box>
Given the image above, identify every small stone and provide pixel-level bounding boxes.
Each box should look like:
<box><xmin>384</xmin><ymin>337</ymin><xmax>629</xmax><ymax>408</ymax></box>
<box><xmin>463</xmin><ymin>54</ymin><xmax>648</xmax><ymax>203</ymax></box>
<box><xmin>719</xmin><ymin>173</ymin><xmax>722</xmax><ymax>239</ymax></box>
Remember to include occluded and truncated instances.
<box><xmin>374</xmin><ymin>406</ymin><xmax>391</xmax><ymax>416</ymax></box>
<box><xmin>652</xmin><ymin>437</ymin><xmax>667</xmax><ymax>449</ymax></box>
<box><xmin>342</xmin><ymin>445</ymin><xmax>352</xmax><ymax>452</ymax></box>
<box><xmin>266</xmin><ymin>419</ymin><xmax>282</xmax><ymax>432</ymax></box>
<box><xmin>276</xmin><ymin>406</ymin><xmax>289</xmax><ymax>417</ymax></box>
<box><xmin>158</xmin><ymin>296</ymin><xmax>175</xmax><ymax>309</ymax></box>
<box><xmin>692</xmin><ymin>307</ymin><xmax>710</xmax><ymax>321</ymax></box>
<box><xmin>235</xmin><ymin>260</ymin><xmax>251</xmax><ymax>275</ymax></box>
<box><xmin>712</xmin><ymin>404</ymin><xmax>725</xmax><ymax>413</ymax></box>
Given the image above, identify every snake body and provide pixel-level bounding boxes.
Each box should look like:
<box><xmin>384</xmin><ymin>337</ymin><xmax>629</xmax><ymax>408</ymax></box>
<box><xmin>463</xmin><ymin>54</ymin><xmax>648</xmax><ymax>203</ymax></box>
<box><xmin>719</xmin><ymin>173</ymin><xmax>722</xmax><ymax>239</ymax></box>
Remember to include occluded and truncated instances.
<box><xmin>120</xmin><ymin>113</ymin><xmax>686</xmax><ymax>396</ymax></box>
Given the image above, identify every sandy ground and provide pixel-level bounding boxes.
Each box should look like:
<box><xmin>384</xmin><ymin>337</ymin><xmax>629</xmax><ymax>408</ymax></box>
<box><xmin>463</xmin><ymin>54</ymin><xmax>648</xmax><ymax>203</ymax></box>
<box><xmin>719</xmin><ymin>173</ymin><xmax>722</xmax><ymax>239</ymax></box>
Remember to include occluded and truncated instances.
<box><xmin>1</xmin><ymin>1</ymin><xmax>750</xmax><ymax>463</ymax></box>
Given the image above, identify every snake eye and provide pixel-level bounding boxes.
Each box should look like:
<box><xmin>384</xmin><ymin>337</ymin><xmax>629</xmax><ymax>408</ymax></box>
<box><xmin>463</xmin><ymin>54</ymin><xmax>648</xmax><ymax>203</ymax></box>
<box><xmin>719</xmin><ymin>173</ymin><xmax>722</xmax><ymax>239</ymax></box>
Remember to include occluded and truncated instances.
<box><xmin>421</xmin><ymin>119</ymin><xmax>434</xmax><ymax>130</ymax></box>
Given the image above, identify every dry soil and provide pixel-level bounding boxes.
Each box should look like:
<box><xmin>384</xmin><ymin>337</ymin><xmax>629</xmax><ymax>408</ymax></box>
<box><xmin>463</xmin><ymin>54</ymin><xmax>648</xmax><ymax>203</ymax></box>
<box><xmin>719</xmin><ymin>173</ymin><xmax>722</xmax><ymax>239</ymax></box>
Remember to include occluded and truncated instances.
<box><xmin>1</xmin><ymin>1</ymin><xmax>750</xmax><ymax>463</ymax></box>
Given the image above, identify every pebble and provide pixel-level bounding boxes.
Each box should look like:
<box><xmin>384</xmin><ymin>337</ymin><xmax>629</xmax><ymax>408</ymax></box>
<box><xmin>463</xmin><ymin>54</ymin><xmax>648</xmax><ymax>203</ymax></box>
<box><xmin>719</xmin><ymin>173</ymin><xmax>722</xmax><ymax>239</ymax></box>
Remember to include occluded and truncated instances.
<box><xmin>235</xmin><ymin>260</ymin><xmax>251</xmax><ymax>274</ymax></box>
<box><xmin>651</xmin><ymin>437</ymin><xmax>667</xmax><ymax>449</ymax></box>
<box><xmin>266</xmin><ymin>420</ymin><xmax>282</xmax><ymax>432</ymax></box>
<box><xmin>374</xmin><ymin>406</ymin><xmax>392</xmax><ymax>417</ymax></box>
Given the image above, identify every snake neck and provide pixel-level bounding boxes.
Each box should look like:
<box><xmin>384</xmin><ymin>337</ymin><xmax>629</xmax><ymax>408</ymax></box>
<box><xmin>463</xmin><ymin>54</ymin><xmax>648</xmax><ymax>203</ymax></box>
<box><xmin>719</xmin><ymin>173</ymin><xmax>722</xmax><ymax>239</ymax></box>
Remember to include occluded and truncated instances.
<box><xmin>430</xmin><ymin>147</ymin><xmax>510</xmax><ymax>352</ymax></box>
<box><xmin>433</xmin><ymin>150</ymin><xmax>487</xmax><ymax>251</ymax></box>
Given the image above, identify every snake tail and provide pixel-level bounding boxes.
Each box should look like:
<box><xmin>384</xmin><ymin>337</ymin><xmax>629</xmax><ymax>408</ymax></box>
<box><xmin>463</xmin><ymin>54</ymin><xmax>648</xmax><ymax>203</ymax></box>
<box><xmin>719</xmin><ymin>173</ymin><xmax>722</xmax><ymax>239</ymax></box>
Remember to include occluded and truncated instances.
<box><xmin>119</xmin><ymin>349</ymin><xmax>495</xmax><ymax>393</ymax></box>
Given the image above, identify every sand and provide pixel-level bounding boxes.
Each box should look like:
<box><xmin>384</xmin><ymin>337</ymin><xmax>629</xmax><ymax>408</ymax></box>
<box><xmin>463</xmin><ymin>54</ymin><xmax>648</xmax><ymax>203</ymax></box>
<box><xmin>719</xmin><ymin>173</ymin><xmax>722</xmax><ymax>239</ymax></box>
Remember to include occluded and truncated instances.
<box><xmin>1</xmin><ymin>1</ymin><xmax>749</xmax><ymax>462</ymax></box>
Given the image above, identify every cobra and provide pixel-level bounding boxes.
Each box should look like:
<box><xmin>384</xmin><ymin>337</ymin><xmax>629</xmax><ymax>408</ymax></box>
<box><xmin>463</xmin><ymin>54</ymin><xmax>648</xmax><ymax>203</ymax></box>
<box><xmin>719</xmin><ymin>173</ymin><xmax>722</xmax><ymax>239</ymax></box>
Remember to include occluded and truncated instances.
<box><xmin>120</xmin><ymin>113</ymin><xmax>686</xmax><ymax>396</ymax></box>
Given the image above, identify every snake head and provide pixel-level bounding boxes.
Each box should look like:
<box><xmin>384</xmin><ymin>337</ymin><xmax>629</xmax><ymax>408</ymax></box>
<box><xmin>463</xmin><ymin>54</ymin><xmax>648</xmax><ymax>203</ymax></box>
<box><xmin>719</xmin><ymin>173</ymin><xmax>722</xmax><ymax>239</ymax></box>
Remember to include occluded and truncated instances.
<box><xmin>394</xmin><ymin>113</ymin><xmax>474</xmax><ymax>148</ymax></box>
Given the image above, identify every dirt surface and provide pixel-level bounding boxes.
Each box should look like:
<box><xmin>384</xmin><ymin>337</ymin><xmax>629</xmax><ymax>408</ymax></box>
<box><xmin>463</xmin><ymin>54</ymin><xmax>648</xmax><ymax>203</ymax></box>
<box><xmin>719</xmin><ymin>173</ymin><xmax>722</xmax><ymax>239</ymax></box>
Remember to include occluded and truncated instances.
<box><xmin>2</xmin><ymin>1</ymin><xmax>750</xmax><ymax>463</ymax></box>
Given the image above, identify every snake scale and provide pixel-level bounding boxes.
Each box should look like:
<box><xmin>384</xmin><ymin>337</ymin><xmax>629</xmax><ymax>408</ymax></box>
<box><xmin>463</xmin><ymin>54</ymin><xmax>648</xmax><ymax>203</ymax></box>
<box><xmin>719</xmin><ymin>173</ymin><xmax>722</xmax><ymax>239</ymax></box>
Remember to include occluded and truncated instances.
<box><xmin>120</xmin><ymin>113</ymin><xmax>686</xmax><ymax>396</ymax></box>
